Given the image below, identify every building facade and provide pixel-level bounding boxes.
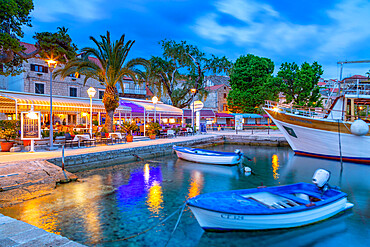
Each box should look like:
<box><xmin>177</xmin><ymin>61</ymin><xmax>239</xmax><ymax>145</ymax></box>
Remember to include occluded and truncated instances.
<box><xmin>0</xmin><ymin>42</ymin><xmax>149</xmax><ymax>100</ymax></box>
<box><xmin>203</xmin><ymin>75</ymin><xmax>231</xmax><ymax>112</ymax></box>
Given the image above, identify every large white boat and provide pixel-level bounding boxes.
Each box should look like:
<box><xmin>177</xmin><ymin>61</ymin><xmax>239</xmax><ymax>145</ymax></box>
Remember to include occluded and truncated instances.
<box><xmin>264</xmin><ymin>80</ymin><xmax>370</xmax><ymax>164</ymax></box>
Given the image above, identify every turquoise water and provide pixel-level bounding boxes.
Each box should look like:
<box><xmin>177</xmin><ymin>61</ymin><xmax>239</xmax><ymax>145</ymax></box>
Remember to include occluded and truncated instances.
<box><xmin>1</xmin><ymin>145</ymin><xmax>369</xmax><ymax>247</ymax></box>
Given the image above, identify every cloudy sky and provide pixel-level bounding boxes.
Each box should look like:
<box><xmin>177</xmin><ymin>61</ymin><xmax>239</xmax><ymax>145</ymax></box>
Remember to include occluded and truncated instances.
<box><xmin>23</xmin><ymin>0</ymin><xmax>370</xmax><ymax>79</ymax></box>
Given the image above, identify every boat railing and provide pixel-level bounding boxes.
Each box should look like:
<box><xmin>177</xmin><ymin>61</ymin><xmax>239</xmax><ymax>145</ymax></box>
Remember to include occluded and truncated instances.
<box><xmin>265</xmin><ymin>100</ymin><xmax>370</xmax><ymax>122</ymax></box>
<box><xmin>342</xmin><ymin>81</ymin><xmax>370</xmax><ymax>96</ymax></box>
<box><xmin>264</xmin><ymin>100</ymin><xmax>328</xmax><ymax>118</ymax></box>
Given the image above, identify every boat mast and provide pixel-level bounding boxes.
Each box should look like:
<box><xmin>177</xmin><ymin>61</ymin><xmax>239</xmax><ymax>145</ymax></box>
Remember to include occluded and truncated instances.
<box><xmin>337</xmin><ymin>60</ymin><xmax>370</xmax><ymax>81</ymax></box>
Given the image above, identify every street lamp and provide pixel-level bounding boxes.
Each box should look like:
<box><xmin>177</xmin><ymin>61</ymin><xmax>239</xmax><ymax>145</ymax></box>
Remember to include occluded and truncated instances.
<box><xmin>87</xmin><ymin>87</ymin><xmax>97</xmax><ymax>136</ymax></box>
<box><xmin>190</xmin><ymin>88</ymin><xmax>197</xmax><ymax>133</ymax></box>
<box><xmin>46</xmin><ymin>59</ymin><xmax>57</xmax><ymax>150</ymax></box>
<box><xmin>152</xmin><ymin>96</ymin><xmax>158</xmax><ymax>123</ymax></box>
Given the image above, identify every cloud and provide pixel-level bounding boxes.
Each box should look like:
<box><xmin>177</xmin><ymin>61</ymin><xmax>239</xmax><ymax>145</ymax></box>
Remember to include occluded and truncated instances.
<box><xmin>317</xmin><ymin>0</ymin><xmax>370</xmax><ymax>56</ymax></box>
<box><xmin>193</xmin><ymin>0</ymin><xmax>370</xmax><ymax>59</ymax></box>
<box><xmin>32</xmin><ymin>0</ymin><xmax>106</xmax><ymax>22</ymax></box>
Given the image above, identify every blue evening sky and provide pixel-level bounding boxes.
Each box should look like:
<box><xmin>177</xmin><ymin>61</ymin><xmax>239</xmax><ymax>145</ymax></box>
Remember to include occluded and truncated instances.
<box><xmin>23</xmin><ymin>0</ymin><xmax>370</xmax><ymax>79</ymax></box>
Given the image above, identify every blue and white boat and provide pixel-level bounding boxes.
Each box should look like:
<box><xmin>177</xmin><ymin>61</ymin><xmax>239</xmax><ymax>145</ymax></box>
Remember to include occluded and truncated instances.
<box><xmin>187</xmin><ymin>169</ymin><xmax>353</xmax><ymax>230</ymax></box>
<box><xmin>173</xmin><ymin>145</ymin><xmax>243</xmax><ymax>165</ymax></box>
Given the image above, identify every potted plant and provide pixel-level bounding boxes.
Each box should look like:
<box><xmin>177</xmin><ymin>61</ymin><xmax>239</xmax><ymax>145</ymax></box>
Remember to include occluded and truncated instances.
<box><xmin>147</xmin><ymin>122</ymin><xmax>161</xmax><ymax>139</ymax></box>
<box><xmin>121</xmin><ymin>121</ymin><xmax>138</xmax><ymax>142</ymax></box>
<box><xmin>54</xmin><ymin>131</ymin><xmax>66</xmax><ymax>144</ymax></box>
<box><xmin>0</xmin><ymin>120</ymin><xmax>20</xmax><ymax>152</ymax></box>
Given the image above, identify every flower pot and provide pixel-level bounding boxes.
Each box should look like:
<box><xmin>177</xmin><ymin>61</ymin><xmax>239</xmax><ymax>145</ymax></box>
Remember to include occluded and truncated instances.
<box><xmin>149</xmin><ymin>134</ymin><xmax>156</xmax><ymax>140</ymax></box>
<box><xmin>126</xmin><ymin>135</ymin><xmax>133</xmax><ymax>142</ymax></box>
<box><xmin>1</xmin><ymin>142</ymin><xmax>14</xmax><ymax>152</ymax></box>
<box><xmin>23</xmin><ymin>140</ymin><xmax>31</xmax><ymax>146</ymax></box>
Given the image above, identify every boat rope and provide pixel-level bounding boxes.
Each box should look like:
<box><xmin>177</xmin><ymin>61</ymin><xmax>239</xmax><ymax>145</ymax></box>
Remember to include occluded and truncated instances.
<box><xmin>164</xmin><ymin>201</ymin><xmax>187</xmax><ymax>247</ymax></box>
<box><xmin>243</xmin><ymin>154</ymin><xmax>252</xmax><ymax>161</ymax></box>
<box><xmin>132</xmin><ymin>154</ymin><xmax>144</xmax><ymax>161</ymax></box>
<box><xmin>337</xmin><ymin>120</ymin><xmax>344</xmax><ymax>168</ymax></box>
<box><xmin>86</xmin><ymin>202</ymin><xmax>187</xmax><ymax>246</ymax></box>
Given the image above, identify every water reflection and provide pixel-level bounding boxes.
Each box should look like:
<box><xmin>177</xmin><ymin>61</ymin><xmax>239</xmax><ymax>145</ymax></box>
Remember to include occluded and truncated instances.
<box><xmin>272</xmin><ymin>154</ymin><xmax>280</xmax><ymax>180</ymax></box>
<box><xmin>20</xmin><ymin>199</ymin><xmax>60</xmax><ymax>235</ymax></box>
<box><xmin>188</xmin><ymin>170</ymin><xmax>204</xmax><ymax>198</ymax></box>
<box><xmin>116</xmin><ymin>164</ymin><xmax>163</xmax><ymax>214</ymax></box>
<box><xmin>176</xmin><ymin>159</ymin><xmax>239</xmax><ymax>178</ymax></box>
<box><xmin>147</xmin><ymin>181</ymin><xmax>163</xmax><ymax>214</ymax></box>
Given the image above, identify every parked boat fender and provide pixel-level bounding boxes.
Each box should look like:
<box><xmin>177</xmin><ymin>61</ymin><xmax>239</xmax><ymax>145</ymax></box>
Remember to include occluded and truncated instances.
<box><xmin>350</xmin><ymin>119</ymin><xmax>369</xmax><ymax>136</ymax></box>
<box><xmin>244</xmin><ymin>166</ymin><xmax>252</xmax><ymax>176</ymax></box>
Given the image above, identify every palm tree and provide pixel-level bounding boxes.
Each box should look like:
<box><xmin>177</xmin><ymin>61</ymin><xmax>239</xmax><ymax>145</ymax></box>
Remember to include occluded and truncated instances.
<box><xmin>366</xmin><ymin>70</ymin><xmax>370</xmax><ymax>79</ymax></box>
<box><xmin>55</xmin><ymin>31</ymin><xmax>149</xmax><ymax>132</ymax></box>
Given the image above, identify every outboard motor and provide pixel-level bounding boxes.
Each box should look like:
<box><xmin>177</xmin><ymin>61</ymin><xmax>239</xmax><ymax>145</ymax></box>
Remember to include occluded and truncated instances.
<box><xmin>234</xmin><ymin>149</ymin><xmax>242</xmax><ymax>156</ymax></box>
<box><xmin>312</xmin><ymin>169</ymin><xmax>331</xmax><ymax>195</ymax></box>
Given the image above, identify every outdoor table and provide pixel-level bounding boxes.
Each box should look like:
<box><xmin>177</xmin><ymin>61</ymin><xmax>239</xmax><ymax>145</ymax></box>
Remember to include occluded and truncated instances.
<box><xmin>73</xmin><ymin>134</ymin><xmax>93</xmax><ymax>147</ymax></box>
<box><xmin>108</xmin><ymin>132</ymin><xmax>125</xmax><ymax>144</ymax></box>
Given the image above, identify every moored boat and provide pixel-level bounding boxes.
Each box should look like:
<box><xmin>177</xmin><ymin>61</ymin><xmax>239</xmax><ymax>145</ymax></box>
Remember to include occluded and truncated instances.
<box><xmin>263</xmin><ymin>80</ymin><xmax>370</xmax><ymax>164</ymax></box>
<box><xmin>173</xmin><ymin>145</ymin><xmax>243</xmax><ymax>165</ymax></box>
<box><xmin>187</xmin><ymin>169</ymin><xmax>353</xmax><ymax>230</ymax></box>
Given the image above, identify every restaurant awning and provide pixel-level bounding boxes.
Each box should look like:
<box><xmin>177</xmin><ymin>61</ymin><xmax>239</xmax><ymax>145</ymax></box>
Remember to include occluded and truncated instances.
<box><xmin>231</xmin><ymin>113</ymin><xmax>263</xmax><ymax>118</ymax></box>
<box><xmin>0</xmin><ymin>90</ymin><xmax>131</xmax><ymax>114</ymax></box>
<box><xmin>215</xmin><ymin>112</ymin><xmax>234</xmax><ymax>118</ymax></box>
<box><xmin>183</xmin><ymin>109</ymin><xmax>215</xmax><ymax>118</ymax></box>
<box><xmin>119</xmin><ymin>98</ymin><xmax>183</xmax><ymax>116</ymax></box>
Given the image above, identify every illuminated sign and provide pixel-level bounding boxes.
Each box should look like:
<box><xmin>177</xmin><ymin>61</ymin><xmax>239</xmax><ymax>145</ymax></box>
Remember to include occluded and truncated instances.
<box><xmin>21</xmin><ymin>111</ymin><xmax>41</xmax><ymax>140</ymax></box>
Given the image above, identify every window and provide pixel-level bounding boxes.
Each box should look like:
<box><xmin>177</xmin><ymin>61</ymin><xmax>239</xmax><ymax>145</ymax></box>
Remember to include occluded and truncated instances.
<box><xmin>223</xmin><ymin>104</ymin><xmax>228</xmax><ymax>111</ymax></box>
<box><xmin>99</xmin><ymin>90</ymin><xmax>104</xmax><ymax>99</ymax></box>
<box><xmin>35</xmin><ymin>83</ymin><xmax>45</xmax><ymax>94</ymax></box>
<box><xmin>69</xmin><ymin>87</ymin><xmax>77</xmax><ymax>97</ymax></box>
<box><xmin>30</xmin><ymin>64</ymin><xmax>48</xmax><ymax>73</ymax></box>
<box><xmin>224</xmin><ymin>93</ymin><xmax>227</xmax><ymax>99</ymax></box>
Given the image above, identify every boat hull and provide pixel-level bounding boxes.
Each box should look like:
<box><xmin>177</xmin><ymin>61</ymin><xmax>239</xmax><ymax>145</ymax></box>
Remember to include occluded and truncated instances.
<box><xmin>188</xmin><ymin>198</ymin><xmax>352</xmax><ymax>230</ymax></box>
<box><xmin>264</xmin><ymin>109</ymin><xmax>370</xmax><ymax>164</ymax></box>
<box><xmin>173</xmin><ymin>146</ymin><xmax>242</xmax><ymax>165</ymax></box>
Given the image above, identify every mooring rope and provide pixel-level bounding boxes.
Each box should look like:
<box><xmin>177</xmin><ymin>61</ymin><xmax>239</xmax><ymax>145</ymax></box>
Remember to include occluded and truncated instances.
<box><xmin>164</xmin><ymin>201</ymin><xmax>187</xmax><ymax>247</ymax></box>
<box><xmin>87</xmin><ymin>202</ymin><xmax>187</xmax><ymax>246</ymax></box>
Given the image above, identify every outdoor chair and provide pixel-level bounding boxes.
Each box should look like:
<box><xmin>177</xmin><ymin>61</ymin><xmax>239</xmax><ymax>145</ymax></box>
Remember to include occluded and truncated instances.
<box><xmin>98</xmin><ymin>132</ymin><xmax>113</xmax><ymax>145</ymax></box>
<box><xmin>186</xmin><ymin>128</ymin><xmax>194</xmax><ymax>136</ymax></box>
<box><xmin>166</xmin><ymin>129</ymin><xmax>176</xmax><ymax>138</ymax></box>
<box><xmin>65</xmin><ymin>133</ymin><xmax>79</xmax><ymax>148</ymax></box>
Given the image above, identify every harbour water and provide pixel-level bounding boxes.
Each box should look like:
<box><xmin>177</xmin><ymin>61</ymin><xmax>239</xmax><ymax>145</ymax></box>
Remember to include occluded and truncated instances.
<box><xmin>0</xmin><ymin>145</ymin><xmax>369</xmax><ymax>247</ymax></box>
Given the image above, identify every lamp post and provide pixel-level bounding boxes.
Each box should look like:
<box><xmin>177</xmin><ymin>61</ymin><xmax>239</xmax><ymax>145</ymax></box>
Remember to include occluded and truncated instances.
<box><xmin>87</xmin><ymin>87</ymin><xmax>97</xmax><ymax>136</ymax></box>
<box><xmin>152</xmin><ymin>96</ymin><xmax>158</xmax><ymax>123</ymax></box>
<box><xmin>190</xmin><ymin>88</ymin><xmax>197</xmax><ymax>133</ymax></box>
<box><xmin>46</xmin><ymin>59</ymin><xmax>57</xmax><ymax>150</ymax></box>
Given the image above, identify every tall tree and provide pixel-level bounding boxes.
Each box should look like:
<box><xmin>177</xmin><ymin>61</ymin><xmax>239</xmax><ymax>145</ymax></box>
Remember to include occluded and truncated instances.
<box><xmin>0</xmin><ymin>1</ymin><xmax>77</xmax><ymax>75</ymax></box>
<box><xmin>277</xmin><ymin>61</ymin><xmax>323</xmax><ymax>107</ymax></box>
<box><xmin>148</xmin><ymin>40</ymin><xmax>232</xmax><ymax>108</ymax></box>
<box><xmin>227</xmin><ymin>54</ymin><xmax>277</xmax><ymax>113</ymax></box>
<box><xmin>0</xmin><ymin>0</ymin><xmax>37</xmax><ymax>75</ymax></box>
<box><xmin>33</xmin><ymin>27</ymin><xmax>78</xmax><ymax>63</ymax></box>
<box><xmin>54</xmin><ymin>31</ymin><xmax>149</xmax><ymax>132</ymax></box>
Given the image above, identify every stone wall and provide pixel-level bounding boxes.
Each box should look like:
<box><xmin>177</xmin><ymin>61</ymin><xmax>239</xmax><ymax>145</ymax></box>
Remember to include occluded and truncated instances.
<box><xmin>21</xmin><ymin>57</ymin><xmax>105</xmax><ymax>98</ymax></box>
<box><xmin>224</xmin><ymin>135</ymin><xmax>288</xmax><ymax>146</ymax></box>
<box><xmin>47</xmin><ymin>136</ymin><xmax>225</xmax><ymax>172</ymax></box>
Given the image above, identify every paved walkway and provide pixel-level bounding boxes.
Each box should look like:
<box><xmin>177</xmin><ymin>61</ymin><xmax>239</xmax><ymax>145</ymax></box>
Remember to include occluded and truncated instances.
<box><xmin>0</xmin><ymin>214</ymin><xmax>85</xmax><ymax>247</ymax></box>
<box><xmin>0</xmin><ymin>130</ymin><xmax>284</xmax><ymax>165</ymax></box>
